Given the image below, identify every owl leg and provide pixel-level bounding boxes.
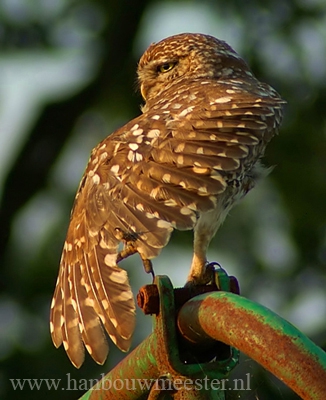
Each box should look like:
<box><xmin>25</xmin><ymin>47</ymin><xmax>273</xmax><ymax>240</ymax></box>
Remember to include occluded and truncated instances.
<box><xmin>141</xmin><ymin>257</ymin><xmax>154</xmax><ymax>279</ymax></box>
<box><xmin>186</xmin><ymin>208</ymin><xmax>224</xmax><ymax>285</ymax></box>
<box><xmin>186</xmin><ymin>230</ymin><xmax>213</xmax><ymax>285</ymax></box>
<box><xmin>115</xmin><ymin>228</ymin><xmax>155</xmax><ymax>280</ymax></box>
<box><xmin>116</xmin><ymin>243</ymin><xmax>137</xmax><ymax>263</ymax></box>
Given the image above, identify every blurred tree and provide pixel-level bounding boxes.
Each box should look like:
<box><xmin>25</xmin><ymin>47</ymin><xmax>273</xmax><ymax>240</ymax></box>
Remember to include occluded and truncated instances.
<box><xmin>0</xmin><ymin>0</ymin><xmax>325</xmax><ymax>399</ymax></box>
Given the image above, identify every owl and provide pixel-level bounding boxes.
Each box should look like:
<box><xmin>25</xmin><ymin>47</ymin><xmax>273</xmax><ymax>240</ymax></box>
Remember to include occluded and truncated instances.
<box><xmin>50</xmin><ymin>33</ymin><xmax>284</xmax><ymax>367</ymax></box>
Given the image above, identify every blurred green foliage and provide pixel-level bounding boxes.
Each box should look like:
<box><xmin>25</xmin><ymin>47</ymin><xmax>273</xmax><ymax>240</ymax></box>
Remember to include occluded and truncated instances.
<box><xmin>0</xmin><ymin>0</ymin><xmax>325</xmax><ymax>399</ymax></box>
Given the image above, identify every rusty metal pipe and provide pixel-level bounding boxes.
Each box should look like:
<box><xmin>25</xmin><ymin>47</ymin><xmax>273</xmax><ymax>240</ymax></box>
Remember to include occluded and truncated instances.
<box><xmin>177</xmin><ymin>291</ymin><xmax>326</xmax><ymax>400</ymax></box>
<box><xmin>79</xmin><ymin>332</ymin><xmax>159</xmax><ymax>400</ymax></box>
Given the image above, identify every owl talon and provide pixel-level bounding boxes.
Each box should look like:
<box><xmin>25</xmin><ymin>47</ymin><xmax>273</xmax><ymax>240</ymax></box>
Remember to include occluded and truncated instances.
<box><xmin>117</xmin><ymin>246</ymin><xmax>155</xmax><ymax>281</ymax></box>
<box><xmin>203</xmin><ymin>262</ymin><xmax>218</xmax><ymax>284</ymax></box>
<box><xmin>142</xmin><ymin>258</ymin><xmax>155</xmax><ymax>281</ymax></box>
<box><xmin>185</xmin><ymin>262</ymin><xmax>218</xmax><ymax>287</ymax></box>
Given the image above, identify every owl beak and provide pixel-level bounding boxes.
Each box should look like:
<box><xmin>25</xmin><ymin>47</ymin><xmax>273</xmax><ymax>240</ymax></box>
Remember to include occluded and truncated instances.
<box><xmin>140</xmin><ymin>83</ymin><xmax>147</xmax><ymax>100</ymax></box>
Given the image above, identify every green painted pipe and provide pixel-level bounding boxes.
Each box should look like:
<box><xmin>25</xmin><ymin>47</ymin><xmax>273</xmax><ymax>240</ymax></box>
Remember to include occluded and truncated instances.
<box><xmin>177</xmin><ymin>291</ymin><xmax>326</xmax><ymax>400</ymax></box>
<box><xmin>79</xmin><ymin>332</ymin><xmax>159</xmax><ymax>400</ymax></box>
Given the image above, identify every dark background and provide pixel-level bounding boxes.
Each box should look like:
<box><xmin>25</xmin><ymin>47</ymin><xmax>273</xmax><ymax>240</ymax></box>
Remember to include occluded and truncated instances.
<box><xmin>1</xmin><ymin>0</ymin><xmax>325</xmax><ymax>399</ymax></box>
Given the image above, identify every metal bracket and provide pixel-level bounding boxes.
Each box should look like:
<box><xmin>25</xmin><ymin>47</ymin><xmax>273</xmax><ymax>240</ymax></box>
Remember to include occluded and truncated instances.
<box><xmin>137</xmin><ymin>268</ymin><xmax>240</xmax><ymax>398</ymax></box>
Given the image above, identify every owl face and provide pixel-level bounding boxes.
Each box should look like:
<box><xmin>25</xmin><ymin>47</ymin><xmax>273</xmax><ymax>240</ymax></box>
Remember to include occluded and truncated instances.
<box><xmin>137</xmin><ymin>33</ymin><xmax>252</xmax><ymax>102</ymax></box>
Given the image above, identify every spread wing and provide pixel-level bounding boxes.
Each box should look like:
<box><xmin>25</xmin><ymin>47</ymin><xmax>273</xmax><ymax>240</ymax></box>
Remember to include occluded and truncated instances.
<box><xmin>50</xmin><ymin>80</ymin><xmax>284</xmax><ymax>367</ymax></box>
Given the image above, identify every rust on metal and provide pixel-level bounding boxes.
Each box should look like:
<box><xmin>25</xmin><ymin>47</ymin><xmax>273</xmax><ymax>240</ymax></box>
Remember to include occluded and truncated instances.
<box><xmin>137</xmin><ymin>267</ymin><xmax>240</xmax><ymax>315</ymax></box>
<box><xmin>145</xmin><ymin>275</ymin><xmax>236</xmax><ymax>399</ymax></box>
<box><xmin>137</xmin><ymin>282</ymin><xmax>221</xmax><ymax>315</ymax></box>
<box><xmin>178</xmin><ymin>291</ymin><xmax>326</xmax><ymax>400</ymax></box>
<box><xmin>137</xmin><ymin>283</ymin><xmax>159</xmax><ymax>314</ymax></box>
<box><xmin>80</xmin><ymin>273</ymin><xmax>239</xmax><ymax>399</ymax></box>
<box><xmin>79</xmin><ymin>332</ymin><xmax>159</xmax><ymax>400</ymax></box>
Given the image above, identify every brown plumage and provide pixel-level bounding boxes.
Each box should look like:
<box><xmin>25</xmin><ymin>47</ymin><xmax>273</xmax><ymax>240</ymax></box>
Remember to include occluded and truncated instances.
<box><xmin>50</xmin><ymin>33</ymin><xmax>285</xmax><ymax>367</ymax></box>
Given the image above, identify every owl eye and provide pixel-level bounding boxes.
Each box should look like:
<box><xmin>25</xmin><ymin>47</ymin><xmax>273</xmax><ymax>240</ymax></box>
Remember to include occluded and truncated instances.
<box><xmin>157</xmin><ymin>62</ymin><xmax>176</xmax><ymax>73</ymax></box>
